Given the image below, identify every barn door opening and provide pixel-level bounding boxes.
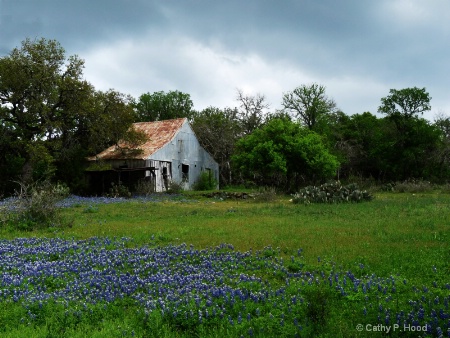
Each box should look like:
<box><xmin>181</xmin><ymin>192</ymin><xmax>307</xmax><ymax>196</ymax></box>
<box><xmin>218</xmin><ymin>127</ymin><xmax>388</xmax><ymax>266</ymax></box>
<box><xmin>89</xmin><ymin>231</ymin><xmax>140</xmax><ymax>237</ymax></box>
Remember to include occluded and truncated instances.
<box><xmin>162</xmin><ymin>166</ymin><xmax>169</xmax><ymax>191</ymax></box>
<box><xmin>182</xmin><ymin>164</ymin><xmax>189</xmax><ymax>183</ymax></box>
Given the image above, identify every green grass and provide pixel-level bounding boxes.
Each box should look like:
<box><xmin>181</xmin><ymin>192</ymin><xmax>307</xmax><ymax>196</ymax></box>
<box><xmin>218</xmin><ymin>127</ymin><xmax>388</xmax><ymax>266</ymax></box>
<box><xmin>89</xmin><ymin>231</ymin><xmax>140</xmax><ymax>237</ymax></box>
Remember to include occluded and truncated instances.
<box><xmin>1</xmin><ymin>191</ymin><xmax>449</xmax><ymax>337</ymax></box>
<box><xmin>22</xmin><ymin>193</ymin><xmax>449</xmax><ymax>280</ymax></box>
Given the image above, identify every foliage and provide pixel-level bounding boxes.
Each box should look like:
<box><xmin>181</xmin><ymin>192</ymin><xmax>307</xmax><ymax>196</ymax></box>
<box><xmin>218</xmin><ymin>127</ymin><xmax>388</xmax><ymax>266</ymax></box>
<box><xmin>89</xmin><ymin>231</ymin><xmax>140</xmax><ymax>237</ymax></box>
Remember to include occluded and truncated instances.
<box><xmin>434</xmin><ymin>112</ymin><xmax>450</xmax><ymax>139</ymax></box>
<box><xmin>84</xmin><ymin>89</ymin><xmax>144</xmax><ymax>155</ymax></box>
<box><xmin>432</xmin><ymin>113</ymin><xmax>450</xmax><ymax>179</ymax></box>
<box><xmin>192</xmin><ymin>171</ymin><xmax>218</xmax><ymax>191</ymax></box>
<box><xmin>282</xmin><ymin>83</ymin><xmax>337</xmax><ymax>131</ymax></box>
<box><xmin>0</xmin><ymin>38</ymin><xmax>91</xmax><ymax>184</ymax></box>
<box><xmin>191</xmin><ymin>107</ymin><xmax>242</xmax><ymax>186</ymax></box>
<box><xmin>85</xmin><ymin>161</ymin><xmax>113</xmax><ymax>172</ymax></box>
<box><xmin>133</xmin><ymin>179</ymin><xmax>156</xmax><ymax>196</ymax></box>
<box><xmin>0</xmin><ymin>38</ymin><xmax>140</xmax><ymax>195</ymax></box>
<box><xmin>324</xmin><ymin>111</ymin><xmax>380</xmax><ymax>178</ymax></box>
<box><xmin>232</xmin><ymin>118</ymin><xmax>339</xmax><ymax>190</ymax></box>
<box><xmin>383</xmin><ymin>113</ymin><xmax>442</xmax><ymax>181</ymax></box>
<box><xmin>107</xmin><ymin>182</ymin><xmax>131</xmax><ymax>198</ymax></box>
<box><xmin>235</xmin><ymin>88</ymin><xmax>270</xmax><ymax>135</ymax></box>
<box><xmin>382</xmin><ymin>179</ymin><xmax>434</xmax><ymax>193</ymax></box>
<box><xmin>292</xmin><ymin>180</ymin><xmax>373</xmax><ymax>204</ymax></box>
<box><xmin>253</xmin><ymin>186</ymin><xmax>278</xmax><ymax>203</ymax></box>
<box><xmin>167</xmin><ymin>181</ymin><xmax>184</xmax><ymax>194</ymax></box>
<box><xmin>133</xmin><ymin>90</ymin><xmax>193</xmax><ymax>122</ymax></box>
<box><xmin>3</xmin><ymin>180</ymin><xmax>70</xmax><ymax>230</ymax></box>
<box><xmin>378</xmin><ymin>87</ymin><xmax>431</xmax><ymax>119</ymax></box>
<box><xmin>376</xmin><ymin>88</ymin><xmax>437</xmax><ymax>180</ymax></box>
<box><xmin>326</xmin><ymin>110</ymin><xmax>447</xmax><ymax>181</ymax></box>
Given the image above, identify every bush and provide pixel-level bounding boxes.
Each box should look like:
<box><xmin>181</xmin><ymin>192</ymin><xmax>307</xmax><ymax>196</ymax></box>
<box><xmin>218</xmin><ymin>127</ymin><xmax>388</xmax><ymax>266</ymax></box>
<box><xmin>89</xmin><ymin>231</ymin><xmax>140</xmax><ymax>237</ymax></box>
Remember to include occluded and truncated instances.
<box><xmin>5</xmin><ymin>180</ymin><xmax>70</xmax><ymax>230</ymax></box>
<box><xmin>107</xmin><ymin>182</ymin><xmax>131</xmax><ymax>198</ymax></box>
<box><xmin>254</xmin><ymin>186</ymin><xmax>277</xmax><ymax>203</ymax></box>
<box><xmin>392</xmin><ymin>179</ymin><xmax>433</xmax><ymax>193</ymax></box>
<box><xmin>134</xmin><ymin>179</ymin><xmax>155</xmax><ymax>196</ymax></box>
<box><xmin>379</xmin><ymin>179</ymin><xmax>434</xmax><ymax>193</ymax></box>
<box><xmin>167</xmin><ymin>181</ymin><xmax>184</xmax><ymax>194</ymax></box>
<box><xmin>440</xmin><ymin>183</ymin><xmax>450</xmax><ymax>193</ymax></box>
<box><xmin>192</xmin><ymin>171</ymin><xmax>218</xmax><ymax>191</ymax></box>
<box><xmin>292</xmin><ymin>180</ymin><xmax>373</xmax><ymax>204</ymax></box>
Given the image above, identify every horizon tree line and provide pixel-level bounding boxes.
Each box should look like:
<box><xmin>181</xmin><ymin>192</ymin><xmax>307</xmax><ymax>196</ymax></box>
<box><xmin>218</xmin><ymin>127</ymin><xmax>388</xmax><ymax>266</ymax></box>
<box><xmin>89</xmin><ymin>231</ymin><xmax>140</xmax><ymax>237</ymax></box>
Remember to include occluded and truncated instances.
<box><xmin>1</xmin><ymin>38</ymin><xmax>450</xmax><ymax>196</ymax></box>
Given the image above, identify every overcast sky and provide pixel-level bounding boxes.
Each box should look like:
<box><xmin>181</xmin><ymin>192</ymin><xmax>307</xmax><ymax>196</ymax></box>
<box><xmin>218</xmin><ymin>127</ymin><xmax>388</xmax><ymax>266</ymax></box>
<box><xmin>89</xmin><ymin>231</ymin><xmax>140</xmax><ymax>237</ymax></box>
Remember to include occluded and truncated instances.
<box><xmin>1</xmin><ymin>0</ymin><xmax>449</xmax><ymax>120</ymax></box>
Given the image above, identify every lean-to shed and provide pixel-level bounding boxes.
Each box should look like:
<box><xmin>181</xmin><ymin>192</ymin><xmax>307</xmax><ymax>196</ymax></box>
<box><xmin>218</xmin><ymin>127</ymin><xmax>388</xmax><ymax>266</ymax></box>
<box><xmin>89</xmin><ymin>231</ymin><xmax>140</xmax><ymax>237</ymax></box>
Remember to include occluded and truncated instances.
<box><xmin>86</xmin><ymin>118</ymin><xmax>219</xmax><ymax>194</ymax></box>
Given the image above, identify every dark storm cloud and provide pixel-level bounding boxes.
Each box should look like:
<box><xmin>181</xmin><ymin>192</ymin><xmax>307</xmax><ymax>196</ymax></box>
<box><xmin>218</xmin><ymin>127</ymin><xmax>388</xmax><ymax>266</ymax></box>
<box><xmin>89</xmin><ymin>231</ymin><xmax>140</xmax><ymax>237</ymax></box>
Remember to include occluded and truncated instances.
<box><xmin>0</xmin><ymin>0</ymin><xmax>165</xmax><ymax>54</ymax></box>
<box><xmin>1</xmin><ymin>0</ymin><xmax>450</xmax><ymax>117</ymax></box>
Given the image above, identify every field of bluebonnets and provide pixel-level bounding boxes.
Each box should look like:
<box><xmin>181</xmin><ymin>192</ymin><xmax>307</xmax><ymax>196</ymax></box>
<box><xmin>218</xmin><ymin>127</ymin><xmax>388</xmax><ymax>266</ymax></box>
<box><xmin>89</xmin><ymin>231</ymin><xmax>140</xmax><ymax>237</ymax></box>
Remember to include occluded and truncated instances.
<box><xmin>0</xmin><ymin>191</ymin><xmax>449</xmax><ymax>337</ymax></box>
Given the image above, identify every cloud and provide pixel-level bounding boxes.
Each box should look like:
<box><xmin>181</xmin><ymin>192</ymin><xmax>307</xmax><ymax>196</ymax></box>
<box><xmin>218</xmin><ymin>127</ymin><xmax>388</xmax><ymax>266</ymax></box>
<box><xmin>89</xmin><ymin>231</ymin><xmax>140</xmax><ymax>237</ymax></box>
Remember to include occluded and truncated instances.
<box><xmin>1</xmin><ymin>0</ymin><xmax>449</xmax><ymax>119</ymax></box>
<box><xmin>81</xmin><ymin>33</ymin><xmax>315</xmax><ymax>111</ymax></box>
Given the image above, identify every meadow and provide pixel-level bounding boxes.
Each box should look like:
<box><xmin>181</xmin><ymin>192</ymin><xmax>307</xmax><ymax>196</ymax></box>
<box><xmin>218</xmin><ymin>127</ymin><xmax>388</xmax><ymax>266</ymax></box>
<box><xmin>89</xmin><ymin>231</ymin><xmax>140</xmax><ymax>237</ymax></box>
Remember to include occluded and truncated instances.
<box><xmin>0</xmin><ymin>191</ymin><xmax>449</xmax><ymax>337</ymax></box>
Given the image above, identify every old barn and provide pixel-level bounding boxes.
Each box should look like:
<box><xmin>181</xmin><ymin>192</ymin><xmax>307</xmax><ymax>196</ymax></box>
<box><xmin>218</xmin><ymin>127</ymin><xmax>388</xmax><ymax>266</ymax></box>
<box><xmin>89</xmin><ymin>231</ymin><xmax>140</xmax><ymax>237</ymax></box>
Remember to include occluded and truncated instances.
<box><xmin>86</xmin><ymin>118</ymin><xmax>219</xmax><ymax>194</ymax></box>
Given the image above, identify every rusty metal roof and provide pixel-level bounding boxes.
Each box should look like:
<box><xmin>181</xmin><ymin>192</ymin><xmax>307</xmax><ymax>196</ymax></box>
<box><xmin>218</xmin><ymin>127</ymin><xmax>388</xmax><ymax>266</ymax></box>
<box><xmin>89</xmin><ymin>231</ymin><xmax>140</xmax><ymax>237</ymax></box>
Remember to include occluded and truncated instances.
<box><xmin>90</xmin><ymin>118</ymin><xmax>187</xmax><ymax>161</ymax></box>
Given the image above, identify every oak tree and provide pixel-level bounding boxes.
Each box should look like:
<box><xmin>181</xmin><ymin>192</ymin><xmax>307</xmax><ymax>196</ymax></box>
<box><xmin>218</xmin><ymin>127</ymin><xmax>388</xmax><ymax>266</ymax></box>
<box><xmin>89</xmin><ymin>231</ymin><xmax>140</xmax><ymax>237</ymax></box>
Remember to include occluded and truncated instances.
<box><xmin>282</xmin><ymin>83</ymin><xmax>336</xmax><ymax>131</ymax></box>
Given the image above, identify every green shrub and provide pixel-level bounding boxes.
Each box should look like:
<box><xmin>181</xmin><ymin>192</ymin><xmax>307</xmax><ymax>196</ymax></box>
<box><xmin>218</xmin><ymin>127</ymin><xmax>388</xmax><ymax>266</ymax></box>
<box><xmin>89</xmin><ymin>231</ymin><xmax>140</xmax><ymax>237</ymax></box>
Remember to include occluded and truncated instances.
<box><xmin>107</xmin><ymin>182</ymin><xmax>131</xmax><ymax>198</ymax></box>
<box><xmin>254</xmin><ymin>186</ymin><xmax>277</xmax><ymax>203</ymax></box>
<box><xmin>6</xmin><ymin>180</ymin><xmax>70</xmax><ymax>230</ymax></box>
<box><xmin>303</xmin><ymin>286</ymin><xmax>334</xmax><ymax>327</ymax></box>
<box><xmin>292</xmin><ymin>180</ymin><xmax>373</xmax><ymax>204</ymax></box>
<box><xmin>393</xmin><ymin>179</ymin><xmax>433</xmax><ymax>193</ymax></box>
<box><xmin>167</xmin><ymin>181</ymin><xmax>184</xmax><ymax>194</ymax></box>
<box><xmin>82</xmin><ymin>205</ymin><xmax>99</xmax><ymax>213</ymax></box>
<box><xmin>379</xmin><ymin>179</ymin><xmax>434</xmax><ymax>193</ymax></box>
<box><xmin>380</xmin><ymin>182</ymin><xmax>396</xmax><ymax>192</ymax></box>
<box><xmin>440</xmin><ymin>183</ymin><xmax>450</xmax><ymax>193</ymax></box>
<box><xmin>134</xmin><ymin>179</ymin><xmax>155</xmax><ymax>196</ymax></box>
<box><xmin>192</xmin><ymin>171</ymin><xmax>218</xmax><ymax>191</ymax></box>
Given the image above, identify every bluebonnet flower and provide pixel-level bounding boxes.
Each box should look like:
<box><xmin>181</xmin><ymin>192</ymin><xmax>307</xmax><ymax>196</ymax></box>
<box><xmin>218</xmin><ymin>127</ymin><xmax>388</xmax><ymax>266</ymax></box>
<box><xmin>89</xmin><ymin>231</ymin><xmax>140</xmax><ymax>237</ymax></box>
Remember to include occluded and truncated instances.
<box><xmin>1</xmin><ymin>237</ymin><xmax>448</xmax><ymax>335</ymax></box>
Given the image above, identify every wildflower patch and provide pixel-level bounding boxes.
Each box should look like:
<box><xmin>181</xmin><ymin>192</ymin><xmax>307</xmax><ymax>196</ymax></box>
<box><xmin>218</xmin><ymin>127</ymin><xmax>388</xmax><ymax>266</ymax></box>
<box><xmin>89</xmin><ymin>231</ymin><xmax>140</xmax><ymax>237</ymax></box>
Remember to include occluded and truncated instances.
<box><xmin>0</xmin><ymin>237</ymin><xmax>447</xmax><ymax>337</ymax></box>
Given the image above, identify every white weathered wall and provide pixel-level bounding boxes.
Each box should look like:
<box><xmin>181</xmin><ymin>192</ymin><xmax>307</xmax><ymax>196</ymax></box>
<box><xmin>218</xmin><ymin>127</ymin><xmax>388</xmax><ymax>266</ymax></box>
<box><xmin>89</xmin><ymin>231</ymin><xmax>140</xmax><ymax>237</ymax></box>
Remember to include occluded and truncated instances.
<box><xmin>149</xmin><ymin>121</ymin><xmax>219</xmax><ymax>190</ymax></box>
<box><xmin>144</xmin><ymin>160</ymin><xmax>172</xmax><ymax>192</ymax></box>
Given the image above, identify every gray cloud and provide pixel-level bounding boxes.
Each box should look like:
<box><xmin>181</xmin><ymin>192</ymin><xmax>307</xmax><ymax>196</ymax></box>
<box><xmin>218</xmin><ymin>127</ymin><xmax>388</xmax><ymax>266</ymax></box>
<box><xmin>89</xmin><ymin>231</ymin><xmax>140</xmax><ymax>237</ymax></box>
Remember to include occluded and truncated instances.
<box><xmin>1</xmin><ymin>0</ymin><xmax>449</xmax><ymax>118</ymax></box>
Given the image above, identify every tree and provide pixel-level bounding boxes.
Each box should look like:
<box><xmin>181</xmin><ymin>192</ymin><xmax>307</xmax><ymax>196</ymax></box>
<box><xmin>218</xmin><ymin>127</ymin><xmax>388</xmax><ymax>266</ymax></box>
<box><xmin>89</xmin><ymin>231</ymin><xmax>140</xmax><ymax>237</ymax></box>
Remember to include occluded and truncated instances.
<box><xmin>378</xmin><ymin>87</ymin><xmax>431</xmax><ymax>120</ymax></box>
<box><xmin>431</xmin><ymin>113</ymin><xmax>450</xmax><ymax>179</ymax></box>
<box><xmin>281</xmin><ymin>83</ymin><xmax>336</xmax><ymax>131</ymax></box>
<box><xmin>0</xmin><ymin>38</ymin><xmax>92</xmax><ymax>184</ymax></box>
<box><xmin>134</xmin><ymin>90</ymin><xmax>193</xmax><ymax>122</ymax></box>
<box><xmin>52</xmin><ymin>89</ymin><xmax>145</xmax><ymax>191</ymax></box>
<box><xmin>325</xmin><ymin>112</ymin><xmax>392</xmax><ymax>180</ymax></box>
<box><xmin>0</xmin><ymin>38</ymin><xmax>142</xmax><ymax>195</ymax></box>
<box><xmin>191</xmin><ymin>107</ymin><xmax>241</xmax><ymax>186</ymax></box>
<box><xmin>236</xmin><ymin>89</ymin><xmax>270</xmax><ymax>135</ymax></box>
<box><xmin>232</xmin><ymin>118</ymin><xmax>339</xmax><ymax>190</ymax></box>
<box><xmin>377</xmin><ymin>87</ymin><xmax>440</xmax><ymax>180</ymax></box>
<box><xmin>84</xmin><ymin>90</ymin><xmax>142</xmax><ymax>153</ymax></box>
<box><xmin>434</xmin><ymin>112</ymin><xmax>450</xmax><ymax>139</ymax></box>
<box><xmin>323</xmin><ymin>109</ymin><xmax>446</xmax><ymax>181</ymax></box>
